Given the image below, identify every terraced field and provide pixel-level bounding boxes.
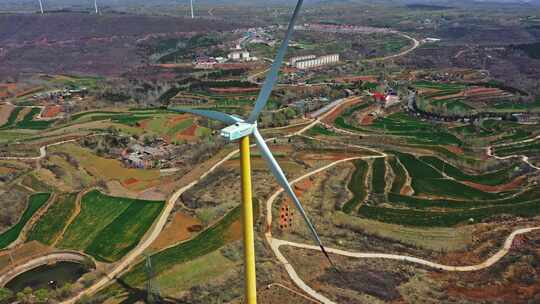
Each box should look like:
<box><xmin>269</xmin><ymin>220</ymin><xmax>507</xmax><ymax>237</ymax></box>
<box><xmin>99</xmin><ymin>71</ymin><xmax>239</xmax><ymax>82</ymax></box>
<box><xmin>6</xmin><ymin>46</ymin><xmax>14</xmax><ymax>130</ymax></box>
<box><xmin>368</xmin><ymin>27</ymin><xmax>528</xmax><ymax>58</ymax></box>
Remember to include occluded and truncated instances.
<box><xmin>27</xmin><ymin>193</ymin><xmax>78</xmax><ymax>245</ymax></box>
<box><xmin>58</xmin><ymin>190</ymin><xmax>164</xmax><ymax>262</ymax></box>
<box><xmin>0</xmin><ymin>193</ymin><xmax>51</xmax><ymax>249</ymax></box>
<box><xmin>342</xmin><ymin>160</ymin><xmax>369</xmax><ymax>213</ymax></box>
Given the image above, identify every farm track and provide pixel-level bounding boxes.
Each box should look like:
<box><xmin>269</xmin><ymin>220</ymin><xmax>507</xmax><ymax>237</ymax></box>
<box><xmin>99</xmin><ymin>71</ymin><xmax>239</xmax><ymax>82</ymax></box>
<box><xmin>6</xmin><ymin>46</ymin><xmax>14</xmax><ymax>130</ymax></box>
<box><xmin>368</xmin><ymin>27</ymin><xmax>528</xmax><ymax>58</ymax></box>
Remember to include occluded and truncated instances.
<box><xmin>7</xmin><ymin>193</ymin><xmax>57</xmax><ymax>250</ymax></box>
<box><xmin>264</xmin><ymin>155</ymin><xmax>540</xmax><ymax>304</ymax></box>
<box><xmin>487</xmin><ymin>135</ymin><xmax>540</xmax><ymax>170</ymax></box>
<box><xmin>50</xmin><ymin>189</ymin><xmax>89</xmax><ymax>247</ymax></box>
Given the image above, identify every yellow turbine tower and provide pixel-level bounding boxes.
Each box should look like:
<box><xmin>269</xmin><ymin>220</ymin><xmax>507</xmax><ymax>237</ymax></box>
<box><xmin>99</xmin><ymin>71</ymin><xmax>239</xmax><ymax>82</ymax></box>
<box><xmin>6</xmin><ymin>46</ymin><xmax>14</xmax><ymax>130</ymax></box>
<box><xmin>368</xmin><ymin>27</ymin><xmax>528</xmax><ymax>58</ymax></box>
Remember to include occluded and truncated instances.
<box><xmin>171</xmin><ymin>1</ymin><xmax>333</xmax><ymax>302</ymax></box>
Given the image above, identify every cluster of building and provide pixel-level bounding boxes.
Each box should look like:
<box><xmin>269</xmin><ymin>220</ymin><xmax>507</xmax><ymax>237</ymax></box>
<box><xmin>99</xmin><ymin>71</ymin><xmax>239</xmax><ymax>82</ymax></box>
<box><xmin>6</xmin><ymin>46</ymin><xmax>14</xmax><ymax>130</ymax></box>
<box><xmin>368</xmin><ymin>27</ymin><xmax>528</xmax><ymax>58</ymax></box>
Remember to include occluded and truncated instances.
<box><xmin>290</xmin><ymin>54</ymin><xmax>340</xmax><ymax>70</ymax></box>
<box><xmin>227</xmin><ymin>48</ymin><xmax>255</xmax><ymax>62</ymax></box>
<box><xmin>299</xmin><ymin>23</ymin><xmax>395</xmax><ymax>35</ymax></box>
<box><xmin>121</xmin><ymin>142</ymin><xmax>174</xmax><ymax>169</ymax></box>
<box><xmin>371</xmin><ymin>89</ymin><xmax>401</xmax><ymax>108</ymax></box>
<box><xmin>32</xmin><ymin>87</ymin><xmax>88</xmax><ymax>102</ymax></box>
<box><xmin>236</xmin><ymin>27</ymin><xmax>276</xmax><ymax>48</ymax></box>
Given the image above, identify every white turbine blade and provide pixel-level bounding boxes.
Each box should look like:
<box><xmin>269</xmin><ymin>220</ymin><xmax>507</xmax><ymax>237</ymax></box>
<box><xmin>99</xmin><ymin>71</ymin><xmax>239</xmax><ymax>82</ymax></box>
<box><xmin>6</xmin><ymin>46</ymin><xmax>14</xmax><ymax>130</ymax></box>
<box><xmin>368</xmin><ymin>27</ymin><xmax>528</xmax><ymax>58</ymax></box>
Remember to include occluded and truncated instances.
<box><xmin>247</xmin><ymin>0</ymin><xmax>304</xmax><ymax>123</ymax></box>
<box><xmin>190</xmin><ymin>0</ymin><xmax>194</xmax><ymax>18</ymax></box>
<box><xmin>253</xmin><ymin>128</ymin><xmax>325</xmax><ymax>247</ymax></box>
<box><xmin>169</xmin><ymin>108</ymin><xmax>243</xmax><ymax>125</ymax></box>
<box><xmin>38</xmin><ymin>0</ymin><xmax>44</xmax><ymax>14</ymax></box>
<box><xmin>94</xmin><ymin>0</ymin><xmax>98</xmax><ymax>14</ymax></box>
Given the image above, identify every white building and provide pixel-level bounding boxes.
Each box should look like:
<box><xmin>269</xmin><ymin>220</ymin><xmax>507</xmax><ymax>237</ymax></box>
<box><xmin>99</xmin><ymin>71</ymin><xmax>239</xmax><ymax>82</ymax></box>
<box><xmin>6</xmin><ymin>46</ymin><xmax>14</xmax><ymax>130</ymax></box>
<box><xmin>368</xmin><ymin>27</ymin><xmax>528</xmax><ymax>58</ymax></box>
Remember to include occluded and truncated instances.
<box><xmin>295</xmin><ymin>54</ymin><xmax>340</xmax><ymax>70</ymax></box>
<box><xmin>289</xmin><ymin>55</ymin><xmax>316</xmax><ymax>66</ymax></box>
<box><xmin>228</xmin><ymin>50</ymin><xmax>252</xmax><ymax>61</ymax></box>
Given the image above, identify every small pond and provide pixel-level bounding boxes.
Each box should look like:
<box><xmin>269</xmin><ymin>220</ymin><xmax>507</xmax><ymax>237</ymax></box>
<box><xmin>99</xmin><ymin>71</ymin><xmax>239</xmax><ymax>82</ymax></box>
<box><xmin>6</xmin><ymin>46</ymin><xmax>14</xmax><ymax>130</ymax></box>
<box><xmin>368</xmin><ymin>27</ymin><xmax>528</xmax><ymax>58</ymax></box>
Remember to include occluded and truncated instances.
<box><xmin>5</xmin><ymin>261</ymin><xmax>90</xmax><ymax>293</ymax></box>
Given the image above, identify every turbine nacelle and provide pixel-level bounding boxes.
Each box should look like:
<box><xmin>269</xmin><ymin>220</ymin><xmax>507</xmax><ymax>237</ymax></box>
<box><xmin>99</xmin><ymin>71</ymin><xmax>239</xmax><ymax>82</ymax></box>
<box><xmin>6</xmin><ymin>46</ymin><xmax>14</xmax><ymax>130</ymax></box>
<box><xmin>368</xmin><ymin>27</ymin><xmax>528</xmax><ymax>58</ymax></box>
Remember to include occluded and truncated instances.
<box><xmin>220</xmin><ymin>122</ymin><xmax>255</xmax><ymax>141</ymax></box>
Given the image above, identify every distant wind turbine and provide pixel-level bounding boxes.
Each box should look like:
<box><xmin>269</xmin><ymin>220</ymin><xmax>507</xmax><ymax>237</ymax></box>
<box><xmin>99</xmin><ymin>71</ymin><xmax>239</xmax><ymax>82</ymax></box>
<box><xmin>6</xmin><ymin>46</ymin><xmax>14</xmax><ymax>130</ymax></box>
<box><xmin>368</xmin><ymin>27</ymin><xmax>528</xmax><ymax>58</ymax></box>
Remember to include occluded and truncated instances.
<box><xmin>170</xmin><ymin>1</ymin><xmax>336</xmax><ymax>303</ymax></box>
<box><xmin>94</xmin><ymin>0</ymin><xmax>99</xmax><ymax>14</ymax></box>
<box><xmin>38</xmin><ymin>0</ymin><xmax>44</xmax><ymax>14</ymax></box>
<box><xmin>190</xmin><ymin>0</ymin><xmax>194</xmax><ymax>18</ymax></box>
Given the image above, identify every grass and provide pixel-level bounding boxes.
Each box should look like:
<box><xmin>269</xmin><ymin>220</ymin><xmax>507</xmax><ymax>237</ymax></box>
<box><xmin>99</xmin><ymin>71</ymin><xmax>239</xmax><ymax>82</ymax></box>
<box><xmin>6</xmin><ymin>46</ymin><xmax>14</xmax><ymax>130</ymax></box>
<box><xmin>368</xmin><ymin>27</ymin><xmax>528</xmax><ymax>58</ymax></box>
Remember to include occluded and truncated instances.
<box><xmin>27</xmin><ymin>193</ymin><xmax>77</xmax><ymax>245</ymax></box>
<box><xmin>372</xmin><ymin>158</ymin><xmax>386</xmax><ymax>194</ymax></box>
<box><xmin>419</xmin><ymin>156</ymin><xmax>520</xmax><ymax>186</ymax></box>
<box><xmin>58</xmin><ymin>190</ymin><xmax>164</xmax><ymax>262</ymax></box>
<box><xmin>0</xmin><ymin>193</ymin><xmax>51</xmax><ymax>249</ymax></box>
<box><xmin>342</xmin><ymin>160</ymin><xmax>369</xmax><ymax>213</ymax></box>
<box><xmin>495</xmin><ymin>139</ymin><xmax>540</xmax><ymax>157</ymax></box>
<box><xmin>307</xmin><ymin>125</ymin><xmax>337</xmax><ymax>136</ymax></box>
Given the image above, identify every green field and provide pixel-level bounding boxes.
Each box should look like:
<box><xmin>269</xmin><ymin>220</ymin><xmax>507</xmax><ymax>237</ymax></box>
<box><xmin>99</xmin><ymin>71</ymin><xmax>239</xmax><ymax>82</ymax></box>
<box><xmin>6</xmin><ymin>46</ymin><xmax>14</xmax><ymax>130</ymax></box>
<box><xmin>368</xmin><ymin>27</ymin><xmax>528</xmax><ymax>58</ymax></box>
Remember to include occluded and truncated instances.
<box><xmin>395</xmin><ymin>152</ymin><xmax>508</xmax><ymax>200</ymax></box>
<box><xmin>58</xmin><ymin>190</ymin><xmax>164</xmax><ymax>262</ymax></box>
<box><xmin>495</xmin><ymin>139</ymin><xmax>540</xmax><ymax>157</ymax></box>
<box><xmin>371</xmin><ymin>158</ymin><xmax>386</xmax><ymax>194</ymax></box>
<box><xmin>371</xmin><ymin>113</ymin><xmax>462</xmax><ymax>146</ymax></box>
<box><xmin>0</xmin><ymin>107</ymin><xmax>23</xmax><ymax>129</ymax></box>
<box><xmin>27</xmin><ymin>193</ymin><xmax>77</xmax><ymax>245</ymax></box>
<box><xmin>388</xmin><ymin>157</ymin><xmax>407</xmax><ymax>193</ymax></box>
<box><xmin>0</xmin><ymin>193</ymin><xmax>51</xmax><ymax>249</ymax></box>
<box><xmin>122</xmin><ymin>205</ymin><xmax>241</xmax><ymax>286</ymax></box>
<box><xmin>419</xmin><ymin>156</ymin><xmax>520</xmax><ymax>186</ymax></box>
<box><xmin>359</xmin><ymin>198</ymin><xmax>540</xmax><ymax>227</ymax></box>
<box><xmin>15</xmin><ymin>108</ymin><xmax>55</xmax><ymax>130</ymax></box>
<box><xmin>342</xmin><ymin>160</ymin><xmax>369</xmax><ymax>213</ymax></box>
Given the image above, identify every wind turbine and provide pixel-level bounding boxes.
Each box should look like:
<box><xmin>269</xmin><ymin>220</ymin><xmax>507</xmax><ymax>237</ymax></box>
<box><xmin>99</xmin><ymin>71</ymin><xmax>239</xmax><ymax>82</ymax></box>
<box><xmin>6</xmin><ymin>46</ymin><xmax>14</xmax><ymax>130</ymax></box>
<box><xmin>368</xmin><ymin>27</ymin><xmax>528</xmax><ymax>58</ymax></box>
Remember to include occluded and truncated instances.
<box><xmin>94</xmin><ymin>0</ymin><xmax>99</xmax><ymax>14</ymax></box>
<box><xmin>38</xmin><ymin>0</ymin><xmax>44</xmax><ymax>14</ymax></box>
<box><xmin>170</xmin><ymin>1</ymin><xmax>333</xmax><ymax>303</ymax></box>
<box><xmin>190</xmin><ymin>0</ymin><xmax>194</xmax><ymax>19</ymax></box>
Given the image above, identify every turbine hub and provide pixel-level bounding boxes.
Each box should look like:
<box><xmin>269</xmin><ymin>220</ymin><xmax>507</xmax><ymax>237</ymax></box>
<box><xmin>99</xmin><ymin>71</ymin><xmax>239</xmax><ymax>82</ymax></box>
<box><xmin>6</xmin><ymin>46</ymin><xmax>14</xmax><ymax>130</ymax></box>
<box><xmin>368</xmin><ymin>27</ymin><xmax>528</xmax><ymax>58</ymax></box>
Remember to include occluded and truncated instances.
<box><xmin>220</xmin><ymin>122</ymin><xmax>256</xmax><ymax>141</ymax></box>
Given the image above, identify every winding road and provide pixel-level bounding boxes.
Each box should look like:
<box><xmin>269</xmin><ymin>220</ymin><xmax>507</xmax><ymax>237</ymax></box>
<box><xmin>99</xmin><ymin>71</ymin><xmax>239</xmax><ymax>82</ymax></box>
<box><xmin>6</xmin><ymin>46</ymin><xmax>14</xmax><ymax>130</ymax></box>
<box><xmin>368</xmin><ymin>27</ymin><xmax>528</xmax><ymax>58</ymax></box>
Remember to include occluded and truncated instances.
<box><xmin>487</xmin><ymin>135</ymin><xmax>540</xmax><ymax>170</ymax></box>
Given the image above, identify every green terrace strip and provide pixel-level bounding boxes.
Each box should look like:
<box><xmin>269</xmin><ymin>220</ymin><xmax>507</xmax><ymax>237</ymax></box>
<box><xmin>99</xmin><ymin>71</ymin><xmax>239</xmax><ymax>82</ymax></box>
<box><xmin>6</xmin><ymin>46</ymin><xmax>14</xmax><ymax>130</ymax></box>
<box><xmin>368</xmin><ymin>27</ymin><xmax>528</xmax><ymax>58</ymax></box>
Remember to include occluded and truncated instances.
<box><xmin>359</xmin><ymin>198</ymin><xmax>540</xmax><ymax>227</ymax></box>
<box><xmin>58</xmin><ymin>190</ymin><xmax>164</xmax><ymax>262</ymax></box>
<box><xmin>371</xmin><ymin>113</ymin><xmax>462</xmax><ymax>146</ymax></box>
<box><xmin>388</xmin><ymin>187</ymin><xmax>540</xmax><ymax>210</ymax></box>
<box><xmin>342</xmin><ymin>160</ymin><xmax>369</xmax><ymax>214</ymax></box>
<box><xmin>389</xmin><ymin>157</ymin><xmax>407</xmax><ymax>193</ymax></box>
<box><xmin>333</xmin><ymin>103</ymin><xmax>372</xmax><ymax>132</ymax></box>
<box><xmin>372</xmin><ymin>158</ymin><xmax>387</xmax><ymax>194</ymax></box>
<box><xmin>419</xmin><ymin>156</ymin><xmax>521</xmax><ymax>186</ymax></box>
<box><xmin>393</xmin><ymin>152</ymin><xmax>510</xmax><ymax>200</ymax></box>
<box><xmin>0</xmin><ymin>107</ymin><xmax>23</xmax><ymax>129</ymax></box>
<box><xmin>27</xmin><ymin>193</ymin><xmax>77</xmax><ymax>245</ymax></box>
<box><xmin>495</xmin><ymin>139</ymin><xmax>540</xmax><ymax>157</ymax></box>
<box><xmin>122</xmin><ymin>204</ymin><xmax>242</xmax><ymax>287</ymax></box>
<box><xmin>0</xmin><ymin>193</ymin><xmax>51</xmax><ymax>249</ymax></box>
<box><xmin>307</xmin><ymin>125</ymin><xmax>337</xmax><ymax>136</ymax></box>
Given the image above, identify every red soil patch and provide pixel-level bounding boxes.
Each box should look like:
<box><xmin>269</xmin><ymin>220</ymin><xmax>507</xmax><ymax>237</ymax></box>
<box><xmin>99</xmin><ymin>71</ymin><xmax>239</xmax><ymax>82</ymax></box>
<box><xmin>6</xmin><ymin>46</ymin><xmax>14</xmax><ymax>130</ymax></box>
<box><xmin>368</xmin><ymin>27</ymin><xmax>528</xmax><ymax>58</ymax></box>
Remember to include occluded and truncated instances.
<box><xmin>168</xmin><ymin>114</ymin><xmax>190</xmax><ymax>125</ymax></box>
<box><xmin>180</xmin><ymin>123</ymin><xmax>198</xmax><ymax>137</ymax></box>
<box><xmin>42</xmin><ymin>105</ymin><xmax>62</xmax><ymax>118</ymax></box>
<box><xmin>122</xmin><ymin>177</ymin><xmax>139</xmax><ymax>186</ymax></box>
<box><xmin>150</xmin><ymin>212</ymin><xmax>202</xmax><ymax>250</ymax></box>
<box><xmin>225</xmin><ymin>220</ymin><xmax>243</xmax><ymax>241</ymax></box>
<box><xmin>360</xmin><ymin>114</ymin><xmax>376</xmax><ymax>125</ymax></box>
<box><xmin>400</xmin><ymin>185</ymin><xmax>414</xmax><ymax>196</ymax></box>
<box><xmin>444</xmin><ymin>145</ymin><xmax>464</xmax><ymax>155</ymax></box>
<box><xmin>153</xmin><ymin>63</ymin><xmax>193</xmax><ymax>69</ymax></box>
<box><xmin>209</xmin><ymin>87</ymin><xmax>260</xmax><ymax>94</ymax></box>
<box><xmin>462</xmin><ymin>176</ymin><xmax>525</xmax><ymax>193</ymax></box>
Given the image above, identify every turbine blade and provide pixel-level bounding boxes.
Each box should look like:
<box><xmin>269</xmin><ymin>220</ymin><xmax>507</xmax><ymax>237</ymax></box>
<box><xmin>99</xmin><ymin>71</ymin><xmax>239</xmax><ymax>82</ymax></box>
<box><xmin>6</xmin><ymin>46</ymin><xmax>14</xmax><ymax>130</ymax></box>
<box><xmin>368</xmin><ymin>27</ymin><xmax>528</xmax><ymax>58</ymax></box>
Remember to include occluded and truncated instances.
<box><xmin>247</xmin><ymin>0</ymin><xmax>304</xmax><ymax>123</ymax></box>
<box><xmin>252</xmin><ymin>128</ymin><xmax>335</xmax><ymax>264</ymax></box>
<box><xmin>169</xmin><ymin>108</ymin><xmax>243</xmax><ymax>125</ymax></box>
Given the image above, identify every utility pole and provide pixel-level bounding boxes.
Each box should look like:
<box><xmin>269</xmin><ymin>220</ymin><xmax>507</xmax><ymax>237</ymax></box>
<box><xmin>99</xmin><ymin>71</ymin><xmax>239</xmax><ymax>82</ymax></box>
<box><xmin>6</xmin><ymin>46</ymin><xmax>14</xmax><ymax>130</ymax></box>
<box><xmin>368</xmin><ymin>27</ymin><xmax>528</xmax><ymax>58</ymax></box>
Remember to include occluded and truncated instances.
<box><xmin>145</xmin><ymin>254</ymin><xmax>160</xmax><ymax>303</ymax></box>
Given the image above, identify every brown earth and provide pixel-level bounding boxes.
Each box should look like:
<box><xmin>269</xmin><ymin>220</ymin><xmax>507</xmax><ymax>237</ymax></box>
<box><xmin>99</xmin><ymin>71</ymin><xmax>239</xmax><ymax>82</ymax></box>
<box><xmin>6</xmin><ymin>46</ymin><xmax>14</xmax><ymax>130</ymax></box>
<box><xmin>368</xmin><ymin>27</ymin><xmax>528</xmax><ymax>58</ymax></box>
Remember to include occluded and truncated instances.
<box><xmin>149</xmin><ymin>212</ymin><xmax>201</xmax><ymax>250</ymax></box>
<box><xmin>122</xmin><ymin>177</ymin><xmax>140</xmax><ymax>186</ymax></box>
<box><xmin>444</xmin><ymin>145</ymin><xmax>464</xmax><ymax>154</ymax></box>
<box><xmin>360</xmin><ymin>114</ymin><xmax>376</xmax><ymax>125</ymax></box>
<box><xmin>0</xmin><ymin>102</ymin><xmax>14</xmax><ymax>127</ymax></box>
<box><xmin>335</xmin><ymin>75</ymin><xmax>377</xmax><ymax>83</ymax></box>
<box><xmin>0</xmin><ymin>241</ymin><xmax>52</xmax><ymax>271</ymax></box>
<box><xmin>179</xmin><ymin>123</ymin><xmax>198</xmax><ymax>137</ymax></box>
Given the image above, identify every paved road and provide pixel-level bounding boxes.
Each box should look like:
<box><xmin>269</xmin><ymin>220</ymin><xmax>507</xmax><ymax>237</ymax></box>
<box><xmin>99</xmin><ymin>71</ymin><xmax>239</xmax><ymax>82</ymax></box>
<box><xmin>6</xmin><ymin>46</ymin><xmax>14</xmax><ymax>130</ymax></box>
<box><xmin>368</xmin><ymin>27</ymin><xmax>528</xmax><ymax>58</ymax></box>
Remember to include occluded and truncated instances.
<box><xmin>365</xmin><ymin>32</ymin><xmax>420</xmax><ymax>62</ymax></box>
